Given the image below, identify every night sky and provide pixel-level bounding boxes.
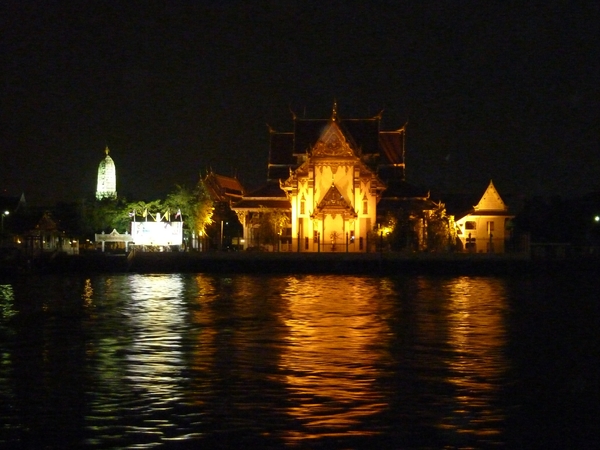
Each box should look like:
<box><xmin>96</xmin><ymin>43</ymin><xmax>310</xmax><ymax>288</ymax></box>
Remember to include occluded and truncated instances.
<box><xmin>2</xmin><ymin>1</ymin><xmax>598</xmax><ymax>206</ymax></box>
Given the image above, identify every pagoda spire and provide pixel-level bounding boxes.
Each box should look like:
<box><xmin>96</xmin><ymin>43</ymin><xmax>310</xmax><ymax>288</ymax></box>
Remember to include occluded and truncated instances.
<box><xmin>331</xmin><ymin>99</ymin><xmax>338</xmax><ymax>122</ymax></box>
<box><xmin>96</xmin><ymin>145</ymin><xmax>117</xmax><ymax>200</ymax></box>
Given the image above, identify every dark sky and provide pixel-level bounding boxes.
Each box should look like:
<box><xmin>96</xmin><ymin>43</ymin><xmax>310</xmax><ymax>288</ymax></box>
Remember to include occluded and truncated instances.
<box><xmin>1</xmin><ymin>1</ymin><xmax>598</xmax><ymax>206</ymax></box>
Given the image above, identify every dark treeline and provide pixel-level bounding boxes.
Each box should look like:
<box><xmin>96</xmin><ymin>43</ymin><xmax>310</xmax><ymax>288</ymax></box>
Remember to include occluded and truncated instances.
<box><xmin>514</xmin><ymin>192</ymin><xmax>600</xmax><ymax>245</ymax></box>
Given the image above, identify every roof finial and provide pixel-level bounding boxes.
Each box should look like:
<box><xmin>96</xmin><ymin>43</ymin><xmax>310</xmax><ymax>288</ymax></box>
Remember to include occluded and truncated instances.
<box><xmin>332</xmin><ymin>99</ymin><xmax>338</xmax><ymax>122</ymax></box>
<box><xmin>105</xmin><ymin>145</ymin><xmax>110</xmax><ymax>155</ymax></box>
<box><xmin>289</xmin><ymin>104</ymin><xmax>297</xmax><ymax>120</ymax></box>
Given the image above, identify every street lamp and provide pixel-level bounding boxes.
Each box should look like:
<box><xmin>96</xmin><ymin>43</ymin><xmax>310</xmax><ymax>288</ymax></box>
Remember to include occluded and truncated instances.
<box><xmin>1</xmin><ymin>210</ymin><xmax>9</xmax><ymax>232</ymax></box>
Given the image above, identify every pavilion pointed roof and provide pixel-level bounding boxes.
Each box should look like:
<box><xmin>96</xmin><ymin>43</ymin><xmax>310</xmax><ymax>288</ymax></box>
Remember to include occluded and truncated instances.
<box><xmin>474</xmin><ymin>180</ymin><xmax>508</xmax><ymax>213</ymax></box>
<box><xmin>453</xmin><ymin>180</ymin><xmax>512</xmax><ymax>221</ymax></box>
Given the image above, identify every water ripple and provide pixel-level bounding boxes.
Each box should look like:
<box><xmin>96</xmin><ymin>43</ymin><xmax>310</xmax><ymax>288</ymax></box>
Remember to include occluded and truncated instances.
<box><xmin>2</xmin><ymin>272</ymin><xmax>595</xmax><ymax>447</ymax></box>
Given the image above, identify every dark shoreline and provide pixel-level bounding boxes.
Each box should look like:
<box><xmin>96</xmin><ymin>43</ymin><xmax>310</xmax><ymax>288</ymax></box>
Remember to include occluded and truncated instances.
<box><xmin>5</xmin><ymin>251</ymin><xmax>597</xmax><ymax>276</ymax></box>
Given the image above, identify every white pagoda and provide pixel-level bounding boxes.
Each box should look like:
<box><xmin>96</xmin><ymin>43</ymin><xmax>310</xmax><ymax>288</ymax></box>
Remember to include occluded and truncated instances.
<box><xmin>96</xmin><ymin>146</ymin><xmax>117</xmax><ymax>200</ymax></box>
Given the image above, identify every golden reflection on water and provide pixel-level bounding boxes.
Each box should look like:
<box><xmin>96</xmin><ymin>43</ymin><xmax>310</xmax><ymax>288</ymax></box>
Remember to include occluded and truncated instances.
<box><xmin>441</xmin><ymin>276</ymin><xmax>509</xmax><ymax>438</ymax></box>
<box><xmin>279</xmin><ymin>275</ymin><xmax>389</xmax><ymax>441</ymax></box>
<box><xmin>74</xmin><ymin>273</ymin><xmax>511</xmax><ymax>446</ymax></box>
<box><xmin>186</xmin><ymin>274</ymin><xmax>220</xmax><ymax>405</ymax></box>
<box><xmin>81</xmin><ymin>278</ymin><xmax>93</xmax><ymax>309</ymax></box>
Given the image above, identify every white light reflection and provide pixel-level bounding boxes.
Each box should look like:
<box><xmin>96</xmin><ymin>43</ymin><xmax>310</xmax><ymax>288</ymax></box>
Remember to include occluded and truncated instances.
<box><xmin>279</xmin><ymin>275</ymin><xmax>389</xmax><ymax>443</ymax></box>
<box><xmin>125</xmin><ymin>274</ymin><xmax>186</xmax><ymax>400</ymax></box>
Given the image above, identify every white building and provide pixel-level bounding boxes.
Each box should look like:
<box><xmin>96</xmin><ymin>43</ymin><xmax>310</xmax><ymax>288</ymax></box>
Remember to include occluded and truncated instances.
<box><xmin>455</xmin><ymin>181</ymin><xmax>514</xmax><ymax>253</ymax></box>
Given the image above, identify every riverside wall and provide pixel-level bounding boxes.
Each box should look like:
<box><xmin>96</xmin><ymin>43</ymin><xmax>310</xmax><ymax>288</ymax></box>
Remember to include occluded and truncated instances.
<box><xmin>23</xmin><ymin>250</ymin><xmax>534</xmax><ymax>275</ymax></box>
<box><xmin>5</xmin><ymin>249</ymin><xmax>598</xmax><ymax>276</ymax></box>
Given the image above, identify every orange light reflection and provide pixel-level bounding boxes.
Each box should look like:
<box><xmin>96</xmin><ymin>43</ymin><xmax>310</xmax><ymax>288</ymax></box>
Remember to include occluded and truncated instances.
<box><xmin>279</xmin><ymin>275</ymin><xmax>389</xmax><ymax>442</ymax></box>
<box><xmin>441</xmin><ymin>276</ymin><xmax>509</xmax><ymax>439</ymax></box>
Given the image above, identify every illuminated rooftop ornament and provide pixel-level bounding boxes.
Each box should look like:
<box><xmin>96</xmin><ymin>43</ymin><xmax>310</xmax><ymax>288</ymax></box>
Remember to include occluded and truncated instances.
<box><xmin>96</xmin><ymin>146</ymin><xmax>117</xmax><ymax>200</ymax></box>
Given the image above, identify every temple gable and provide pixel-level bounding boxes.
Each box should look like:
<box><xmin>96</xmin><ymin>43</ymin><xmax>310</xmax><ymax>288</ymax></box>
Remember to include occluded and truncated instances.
<box><xmin>311</xmin><ymin>122</ymin><xmax>355</xmax><ymax>158</ymax></box>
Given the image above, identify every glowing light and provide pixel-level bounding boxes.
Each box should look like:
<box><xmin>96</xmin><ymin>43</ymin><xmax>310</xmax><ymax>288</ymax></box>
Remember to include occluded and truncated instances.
<box><xmin>595</xmin><ymin>215</ymin><xmax>599</xmax><ymax>222</ymax></box>
<box><xmin>131</xmin><ymin>221</ymin><xmax>183</xmax><ymax>246</ymax></box>
<box><xmin>1</xmin><ymin>211</ymin><xmax>8</xmax><ymax>232</ymax></box>
<box><xmin>96</xmin><ymin>146</ymin><xmax>117</xmax><ymax>200</ymax></box>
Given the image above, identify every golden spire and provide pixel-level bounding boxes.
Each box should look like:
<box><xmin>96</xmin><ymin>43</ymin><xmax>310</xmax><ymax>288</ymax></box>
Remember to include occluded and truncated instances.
<box><xmin>105</xmin><ymin>145</ymin><xmax>110</xmax><ymax>156</ymax></box>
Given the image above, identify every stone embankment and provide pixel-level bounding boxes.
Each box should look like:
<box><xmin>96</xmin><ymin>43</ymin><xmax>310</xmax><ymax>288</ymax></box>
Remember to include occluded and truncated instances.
<box><xmin>33</xmin><ymin>251</ymin><xmax>536</xmax><ymax>275</ymax></box>
<box><xmin>6</xmin><ymin>250</ymin><xmax>598</xmax><ymax>276</ymax></box>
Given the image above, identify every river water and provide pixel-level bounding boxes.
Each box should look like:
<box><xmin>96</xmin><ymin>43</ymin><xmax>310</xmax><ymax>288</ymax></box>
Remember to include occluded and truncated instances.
<box><xmin>0</xmin><ymin>271</ymin><xmax>598</xmax><ymax>449</ymax></box>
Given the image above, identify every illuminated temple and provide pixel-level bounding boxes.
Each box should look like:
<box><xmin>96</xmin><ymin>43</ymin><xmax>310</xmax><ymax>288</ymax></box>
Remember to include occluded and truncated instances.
<box><xmin>96</xmin><ymin>146</ymin><xmax>117</xmax><ymax>200</ymax></box>
<box><xmin>233</xmin><ymin>103</ymin><xmax>441</xmax><ymax>252</ymax></box>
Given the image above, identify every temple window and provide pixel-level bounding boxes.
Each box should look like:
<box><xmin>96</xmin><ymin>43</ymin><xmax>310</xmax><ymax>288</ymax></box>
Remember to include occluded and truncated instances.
<box><xmin>465</xmin><ymin>221</ymin><xmax>476</xmax><ymax>230</ymax></box>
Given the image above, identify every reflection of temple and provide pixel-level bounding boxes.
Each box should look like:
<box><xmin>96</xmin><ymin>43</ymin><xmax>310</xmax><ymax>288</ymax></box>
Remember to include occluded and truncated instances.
<box><xmin>96</xmin><ymin>146</ymin><xmax>117</xmax><ymax>200</ymax></box>
<box><xmin>442</xmin><ymin>276</ymin><xmax>509</xmax><ymax>438</ymax></box>
<box><xmin>233</xmin><ymin>103</ymin><xmax>438</xmax><ymax>252</ymax></box>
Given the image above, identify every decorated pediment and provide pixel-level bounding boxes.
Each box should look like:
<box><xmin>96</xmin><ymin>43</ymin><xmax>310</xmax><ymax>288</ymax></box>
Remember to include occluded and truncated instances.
<box><xmin>312</xmin><ymin>184</ymin><xmax>357</xmax><ymax>218</ymax></box>
<box><xmin>311</xmin><ymin>122</ymin><xmax>355</xmax><ymax>158</ymax></box>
